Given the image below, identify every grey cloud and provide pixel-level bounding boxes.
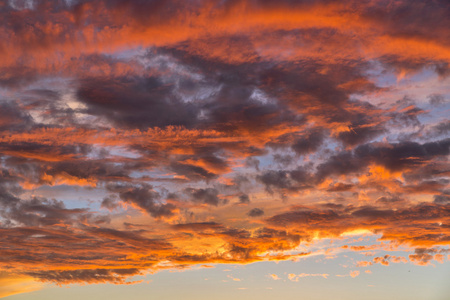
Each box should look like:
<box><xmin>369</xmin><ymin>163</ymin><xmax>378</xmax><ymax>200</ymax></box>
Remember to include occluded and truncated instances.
<box><xmin>184</xmin><ymin>187</ymin><xmax>225</xmax><ymax>206</ymax></box>
<box><xmin>291</xmin><ymin>129</ymin><xmax>325</xmax><ymax>155</ymax></box>
<box><xmin>238</xmin><ymin>194</ymin><xmax>250</xmax><ymax>204</ymax></box>
<box><xmin>107</xmin><ymin>184</ymin><xmax>176</xmax><ymax>218</ymax></box>
<box><xmin>257</xmin><ymin>167</ymin><xmax>312</xmax><ymax>193</ymax></box>
<box><xmin>247</xmin><ymin>208</ymin><xmax>264</xmax><ymax>217</ymax></box>
<box><xmin>169</xmin><ymin>162</ymin><xmax>218</xmax><ymax>182</ymax></box>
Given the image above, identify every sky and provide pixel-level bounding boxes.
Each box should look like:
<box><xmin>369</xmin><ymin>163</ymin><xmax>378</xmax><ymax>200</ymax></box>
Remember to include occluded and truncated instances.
<box><xmin>0</xmin><ymin>0</ymin><xmax>449</xmax><ymax>299</ymax></box>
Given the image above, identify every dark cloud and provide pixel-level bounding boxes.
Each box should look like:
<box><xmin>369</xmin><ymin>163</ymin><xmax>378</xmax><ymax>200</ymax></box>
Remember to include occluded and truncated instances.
<box><xmin>169</xmin><ymin>162</ymin><xmax>218</xmax><ymax>182</ymax></box>
<box><xmin>335</xmin><ymin>103</ymin><xmax>386</xmax><ymax>147</ymax></box>
<box><xmin>434</xmin><ymin>194</ymin><xmax>450</xmax><ymax>205</ymax></box>
<box><xmin>315</xmin><ymin>152</ymin><xmax>363</xmax><ymax>182</ymax></box>
<box><xmin>261</xmin><ymin>59</ymin><xmax>364</xmax><ymax>106</ymax></box>
<box><xmin>76</xmin><ymin>76</ymin><xmax>199</xmax><ymax>129</ymax></box>
<box><xmin>428</xmin><ymin>94</ymin><xmax>447</xmax><ymax>106</ymax></box>
<box><xmin>0</xmin><ymin>184</ymin><xmax>21</xmax><ymax>209</ymax></box>
<box><xmin>388</xmin><ymin>105</ymin><xmax>425</xmax><ymax>128</ymax></box>
<box><xmin>0</xmin><ymin>66</ymin><xmax>40</xmax><ymax>88</ymax></box>
<box><xmin>376</xmin><ymin>195</ymin><xmax>406</xmax><ymax>205</ymax></box>
<box><xmin>245</xmin><ymin>157</ymin><xmax>260</xmax><ymax>170</ymax></box>
<box><xmin>266</xmin><ymin>201</ymin><xmax>450</xmax><ymax>247</ymax></box>
<box><xmin>247</xmin><ymin>208</ymin><xmax>264</xmax><ymax>217</ymax></box>
<box><xmin>172</xmin><ymin>222</ymin><xmax>224</xmax><ymax>231</ymax></box>
<box><xmin>25</xmin><ymin>268</ymin><xmax>142</xmax><ymax>284</ymax></box>
<box><xmin>86</xmin><ymin>226</ymin><xmax>172</xmax><ymax>249</ymax></box>
<box><xmin>430</xmin><ymin>120</ymin><xmax>450</xmax><ymax>137</ymax></box>
<box><xmin>101</xmin><ymin>195</ymin><xmax>120</xmax><ymax>210</ymax></box>
<box><xmin>291</xmin><ymin>129</ymin><xmax>325</xmax><ymax>155</ymax></box>
<box><xmin>272</xmin><ymin>154</ymin><xmax>294</xmax><ymax>167</ymax></box>
<box><xmin>316</xmin><ymin>138</ymin><xmax>450</xmax><ymax>181</ymax></box>
<box><xmin>326</xmin><ymin>183</ymin><xmax>354</xmax><ymax>192</ymax></box>
<box><xmin>361</xmin><ymin>0</ymin><xmax>450</xmax><ymax>48</ymax></box>
<box><xmin>71</xmin><ymin>50</ymin><xmax>302</xmax><ymax>138</ymax></box>
<box><xmin>267</xmin><ymin>208</ymin><xmax>341</xmax><ymax>228</ymax></box>
<box><xmin>0</xmin><ymin>182</ymin><xmax>90</xmax><ymax>226</ymax></box>
<box><xmin>257</xmin><ymin>167</ymin><xmax>312</xmax><ymax>193</ymax></box>
<box><xmin>257</xmin><ymin>170</ymin><xmax>292</xmax><ymax>193</ymax></box>
<box><xmin>408</xmin><ymin>248</ymin><xmax>449</xmax><ymax>265</ymax></box>
<box><xmin>184</xmin><ymin>187</ymin><xmax>225</xmax><ymax>206</ymax></box>
<box><xmin>0</xmin><ymin>141</ymin><xmax>91</xmax><ymax>164</ymax></box>
<box><xmin>107</xmin><ymin>184</ymin><xmax>176</xmax><ymax>218</ymax></box>
<box><xmin>356</xmin><ymin>139</ymin><xmax>450</xmax><ymax>172</ymax></box>
<box><xmin>351</xmin><ymin>206</ymin><xmax>394</xmax><ymax>220</ymax></box>
<box><xmin>100</xmin><ymin>0</ymin><xmax>199</xmax><ymax>27</ymax></box>
<box><xmin>238</xmin><ymin>194</ymin><xmax>250</xmax><ymax>204</ymax></box>
<box><xmin>42</xmin><ymin>159</ymin><xmax>134</xmax><ymax>182</ymax></box>
<box><xmin>24</xmin><ymin>88</ymin><xmax>61</xmax><ymax>101</ymax></box>
<box><xmin>201</xmin><ymin>84</ymin><xmax>298</xmax><ymax>134</ymax></box>
<box><xmin>14</xmin><ymin>198</ymin><xmax>87</xmax><ymax>226</ymax></box>
<box><xmin>0</xmin><ymin>102</ymin><xmax>33</xmax><ymax>132</ymax></box>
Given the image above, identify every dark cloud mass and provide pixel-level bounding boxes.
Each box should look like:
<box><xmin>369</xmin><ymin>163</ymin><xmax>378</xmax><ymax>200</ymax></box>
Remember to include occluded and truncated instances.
<box><xmin>184</xmin><ymin>187</ymin><xmax>225</xmax><ymax>206</ymax></box>
<box><xmin>316</xmin><ymin>139</ymin><xmax>450</xmax><ymax>181</ymax></box>
<box><xmin>0</xmin><ymin>0</ymin><xmax>449</xmax><ymax>288</ymax></box>
<box><xmin>107</xmin><ymin>184</ymin><xmax>176</xmax><ymax>218</ymax></box>
<box><xmin>247</xmin><ymin>208</ymin><xmax>264</xmax><ymax>217</ymax></box>
<box><xmin>76</xmin><ymin>76</ymin><xmax>200</xmax><ymax>129</ymax></box>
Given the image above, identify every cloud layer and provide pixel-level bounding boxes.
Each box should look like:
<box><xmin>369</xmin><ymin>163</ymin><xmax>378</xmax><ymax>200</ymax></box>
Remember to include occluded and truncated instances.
<box><xmin>0</xmin><ymin>0</ymin><xmax>449</xmax><ymax>288</ymax></box>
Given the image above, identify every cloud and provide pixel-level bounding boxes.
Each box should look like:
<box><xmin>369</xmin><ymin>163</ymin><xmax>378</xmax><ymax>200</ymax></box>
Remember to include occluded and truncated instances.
<box><xmin>184</xmin><ymin>187</ymin><xmax>225</xmax><ymax>206</ymax></box>
<box><xmin>428</xmin><ymin>94</ymin><xmax>447</xmax><ymax>106</ymax></box>
<box><xmin>0</xmin><ymin>0</ymin><xmax>449</xmax><ymax>286</ymax></box>
<box><xmin>25</xmin><ymin>268</ymin><xmax>143</xmax><ymax>285</ymax></box>
<box><xmin>269</xmin><ymin>274</ymin><xmax>280</xmax><ymax>280</ymax></box>
<box><xmin>76</xmin><ymin>75</ymin><xmax>200</xmax><ymax>129</ymax></box>
<box><xmin>408</xmin><ymin>248</ymin><xmax>450</xmax><ymax>266</ymax></box>
<box><xmin>247</xmin><ymin>208</ymin><xmax>264</xmax><ymax>217</ymax></box>
<box><xmin>170</xmin><ymin>163</ymin><xmax>218</xmax><ymax>182</ymax></box>
<box><xmin>107</xmin><ymin>184</ymin><xmax>176</xmax><ymax>218</ymax></box>
<box><xmin>238</xmin><ymin>194</ymin><xmax>250</xmax><ymax>204</ymax></box>
<box><xmin>288</xmin><ymin>273</ymin><xmax>329</xmax><ymax>281</ymax></box>
<box><xmin>257</xmin><ymin>167</ymin><xmax>313</xmax><ymax>194</ymax></box>
<box><xmin>0</xmin><ymin>102</ymin><xmax>33</xmax><ymax>132</ymax></box>
<box><xmin>349</xmin><ymin>271</ymin><xmax>360</xmax><ymax>278</ymax></box>
<box><xmin>316</xmin><ymin>138</ymin><xmax>450</xmax><ymax>182</ymax></box>
<box><xmin>0</xmin><ymin>272</ymin><xmax>42</xmax><ymax>298</ymax></box>
<box><xmin>356</xmin><ymin>261</ymin><xmax>373</xmax><ymax>267</ymax></box>
<box><xmin>267</xmin><ymin>202</ymin><xmax>450</xmax><ymax>247</ymax></box>
<box><xmin>291</xmin><ymin>128</ymin><xmax>325</xmax><ymax>155</ymax></box>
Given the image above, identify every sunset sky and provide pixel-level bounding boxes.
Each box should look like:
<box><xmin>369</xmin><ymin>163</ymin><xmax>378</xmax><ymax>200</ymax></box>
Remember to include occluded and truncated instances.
<box><xmin>0</xmin><ymin>0</ymin><xmax>449</xmax><ymax>299</ymax></box>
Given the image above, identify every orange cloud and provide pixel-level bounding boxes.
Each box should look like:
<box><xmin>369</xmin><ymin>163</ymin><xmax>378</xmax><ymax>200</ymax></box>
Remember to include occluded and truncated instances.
<box><xmin>0</xmin><ymin>272</ymin><xmax>42</xmax><ymax>299</ymax></box>
<box><xmin>288</xmin><ymin>273</ymin><xmax>329</xmax><ymax>281</ymax></box>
